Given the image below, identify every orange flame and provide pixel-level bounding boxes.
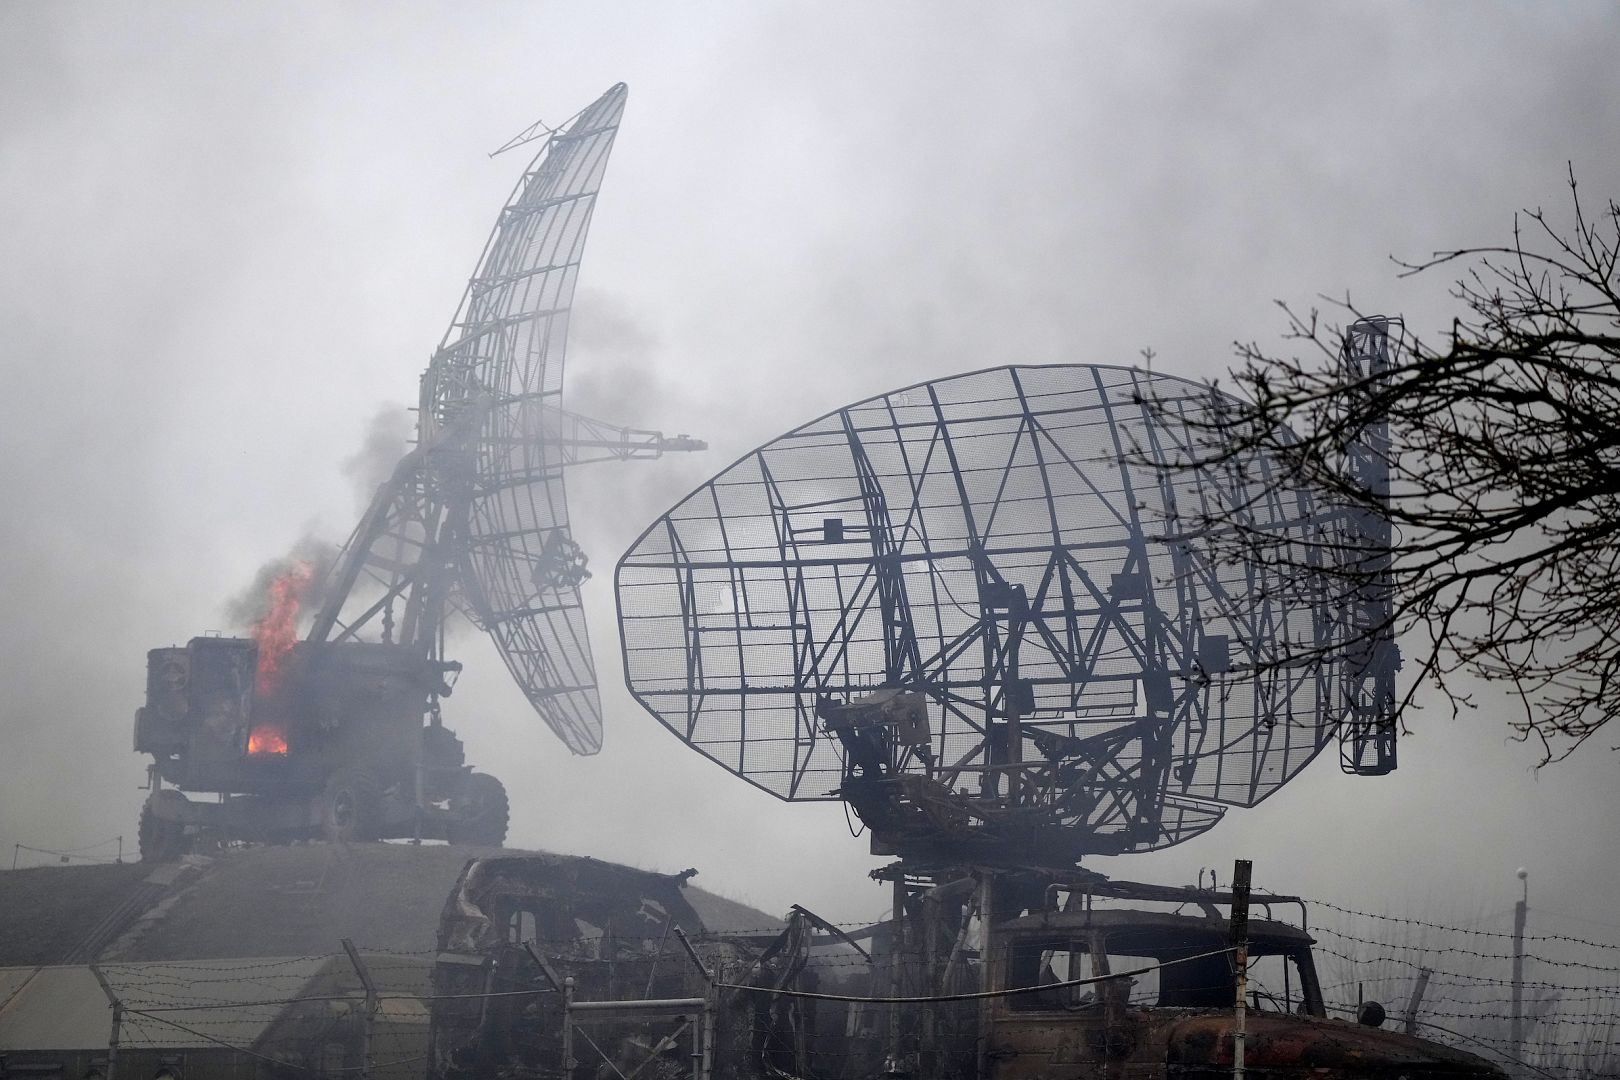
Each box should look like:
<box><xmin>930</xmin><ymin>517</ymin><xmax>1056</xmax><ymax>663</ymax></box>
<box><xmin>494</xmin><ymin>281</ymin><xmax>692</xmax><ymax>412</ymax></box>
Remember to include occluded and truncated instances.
<box><xmin>247</xmin><ymin>724</ymin><xmax>289</xmax><ymax>755</ymax></box>
<box><xmin>252</xmin><ymin>561</ymin><xmax>314</xmax><ymax>697</ymax></box>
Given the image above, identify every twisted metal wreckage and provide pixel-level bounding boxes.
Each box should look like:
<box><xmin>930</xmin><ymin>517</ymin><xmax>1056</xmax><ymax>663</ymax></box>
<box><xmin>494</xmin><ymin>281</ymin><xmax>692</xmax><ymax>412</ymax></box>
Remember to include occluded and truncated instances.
<box><xmin>425</xmin><ymin>855</ymin><xmax>1502</xmax><ymax>1080</ymax></box>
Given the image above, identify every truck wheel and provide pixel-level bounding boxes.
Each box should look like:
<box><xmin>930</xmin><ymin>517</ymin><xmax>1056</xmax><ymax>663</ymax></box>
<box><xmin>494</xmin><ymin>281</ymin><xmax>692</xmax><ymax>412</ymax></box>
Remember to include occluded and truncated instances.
<box><xmin>323</xmin><ymin>767</ymin><xmax>382</xmax><ymax>843</ymax></box>
<box><xmin>449</xmin><ymin>773</ymin><xmax>509</xmax><ymax>847</ymax></box>
<box><xmin>138</xmin><ymin>792</ymin><xmax>189</xmax><ymax>862</ymax></box>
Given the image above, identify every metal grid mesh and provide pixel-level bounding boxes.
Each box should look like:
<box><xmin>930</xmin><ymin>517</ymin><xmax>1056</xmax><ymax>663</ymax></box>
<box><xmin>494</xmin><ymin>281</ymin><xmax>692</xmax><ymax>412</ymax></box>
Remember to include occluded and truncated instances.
<box><xmin>617</xmin><ymin>364</ymin><xmax>1358</xmax><ymax>854</ymax></box>
<box><xmin>419</xmin><ymin>84</ymin><xmax>628</xmax><ymax>754</ymax></box>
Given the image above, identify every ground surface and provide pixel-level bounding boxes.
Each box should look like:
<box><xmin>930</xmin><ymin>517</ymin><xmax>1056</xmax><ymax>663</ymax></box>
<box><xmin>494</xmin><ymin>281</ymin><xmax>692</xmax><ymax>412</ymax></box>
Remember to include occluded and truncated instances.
<box><xmin>0</xmin><ymin>862</ymin><xmax>151</xmax><ymax>966</ymax></box>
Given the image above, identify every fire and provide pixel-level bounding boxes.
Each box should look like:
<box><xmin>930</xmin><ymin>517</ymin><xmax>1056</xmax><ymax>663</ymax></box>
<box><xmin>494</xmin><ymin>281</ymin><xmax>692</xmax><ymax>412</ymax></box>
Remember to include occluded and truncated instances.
<box><xmin>247</xmin><ymin>724</ymin><xmax>289</xmax><ymax>755</ymax></box>
<box><xmin>252</xmin><ymin>561</ymin><xmax>314</xmax><ymax>697</ymax></box>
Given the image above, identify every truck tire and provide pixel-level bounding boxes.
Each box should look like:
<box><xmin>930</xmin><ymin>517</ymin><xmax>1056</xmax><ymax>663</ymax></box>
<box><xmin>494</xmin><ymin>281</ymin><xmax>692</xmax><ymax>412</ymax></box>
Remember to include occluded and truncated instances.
<box><xmin>323</xmin><ymin>766</ymin><xmax>382</xmax><ymax>843</ymax></box>
<box><xmin>138</xmin><ymin>791</ymin><xmax>189</xmax><ymax>862</ymax></box>
<box><xmin>449</xmin><ymin>772</ymin><xmax>509</xmax><ymax>847</ymax></box>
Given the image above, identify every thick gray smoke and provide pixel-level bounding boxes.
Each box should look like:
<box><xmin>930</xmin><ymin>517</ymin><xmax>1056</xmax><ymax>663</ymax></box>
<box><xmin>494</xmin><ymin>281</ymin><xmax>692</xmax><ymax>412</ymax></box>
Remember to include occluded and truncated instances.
<box><xmin>223</xmin><ymin>534</ymin><xmax>340</xmax><ymax>631</ymax></box>
<box><xmin>223</xmin><ymin>407</ymin><xmax>407</xmax><ymax>631</ymax></box>
<box><xmin>342</xmin><ymin>403</ymin><xmax>413</xmax><ymax>509</ymax></box>
<box><xmin>563</xmin><ymin>289</ymin><xmax>714</xmax><ymax>539</ymax></box>
<box><xmin>566</xmin><ymin>288</ymin><xmax>668</xmax><ymax>425</ymax></box>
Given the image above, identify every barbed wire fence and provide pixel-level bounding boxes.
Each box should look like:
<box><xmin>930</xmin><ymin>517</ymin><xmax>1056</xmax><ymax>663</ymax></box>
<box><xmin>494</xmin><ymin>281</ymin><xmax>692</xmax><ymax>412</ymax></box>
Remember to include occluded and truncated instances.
<box><xmin>10</xmin><ymin>836</ymin><xmax>126</xmax><ymax>867</ymax></box>
<box><xmin>48</xmin><ymin>935</ymin><xmax>1236</xmax><ymax>1080</ymax></box>
<box><xmin>14</xmin><ymin>904</ymin><xmax>1619</xmax><ymax>1080</ymax></box>
<box><xmin>1305</xmin><ymin>898</ymin><xmax>1620</xmax><ymax>1080</ymax></box>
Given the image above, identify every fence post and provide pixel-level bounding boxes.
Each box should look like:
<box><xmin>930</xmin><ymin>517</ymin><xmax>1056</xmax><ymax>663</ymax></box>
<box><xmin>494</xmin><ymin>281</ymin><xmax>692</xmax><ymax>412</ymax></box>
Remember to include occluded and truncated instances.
<box><xmin>561</xmin><ymin>976</ymin><xmax>576</xmax><ymax>1078</ymax></box>
<box><xmin>1511</xmin><ymin>868</ymin><xmax>1528</xmax><ymax>1069</ymax></box>
<box><xmin>1229</xmin><ymin>859</ymin><xmax>1252</xmax><ymax>1080</ymax></box>
<box><xmin>1402</xmin><ymin>967</ymin><xmax>1432</xmax><ymax>1036</ymax></box>
<box><xmin>88</xmin><ymin>964</ymin><xmax>122</xmax><ymax>1080</ymax></box>
<box><xmin>700</xmin><ymin>981</ymin><xmax>715</xmax><ymax>1080</ymax></box>
<box><xmin>342</xmin><ymin>938</ymin><xmax>378</xmax><ymax>1080</ymax></box>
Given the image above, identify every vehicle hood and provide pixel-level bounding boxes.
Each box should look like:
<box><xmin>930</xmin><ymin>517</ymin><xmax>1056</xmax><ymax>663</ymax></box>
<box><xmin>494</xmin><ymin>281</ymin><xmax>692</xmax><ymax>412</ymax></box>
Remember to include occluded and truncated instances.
<box><xmin>1165</xmin><ymin>1012</ymin><xmax>1507</xmax><ymax>1078</ymax></box>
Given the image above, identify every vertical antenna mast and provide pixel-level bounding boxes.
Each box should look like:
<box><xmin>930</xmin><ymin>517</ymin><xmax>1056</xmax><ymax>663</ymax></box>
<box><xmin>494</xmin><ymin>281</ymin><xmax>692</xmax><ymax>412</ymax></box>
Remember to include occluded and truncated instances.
<box><xmin>1338</xmin><ymin>317</ymin><xmax>1399</xmax><ymax>775</ymax></box>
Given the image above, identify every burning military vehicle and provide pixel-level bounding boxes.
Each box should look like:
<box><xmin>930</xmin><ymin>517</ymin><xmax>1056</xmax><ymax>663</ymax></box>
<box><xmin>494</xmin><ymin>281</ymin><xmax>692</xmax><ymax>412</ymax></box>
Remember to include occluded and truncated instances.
<box><xmin>134</xmin><ymin>573</ymin><xmax>501</xmax><ymax>855</ymax></box>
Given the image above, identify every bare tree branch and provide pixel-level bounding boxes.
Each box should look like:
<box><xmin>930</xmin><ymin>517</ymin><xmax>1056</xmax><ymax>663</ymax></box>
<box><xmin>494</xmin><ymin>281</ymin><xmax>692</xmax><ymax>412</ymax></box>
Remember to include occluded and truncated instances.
<box><xmin>1144</xmin><ymin>168</ymin><xmax>1620</xmax><ymax>765</ymax></box>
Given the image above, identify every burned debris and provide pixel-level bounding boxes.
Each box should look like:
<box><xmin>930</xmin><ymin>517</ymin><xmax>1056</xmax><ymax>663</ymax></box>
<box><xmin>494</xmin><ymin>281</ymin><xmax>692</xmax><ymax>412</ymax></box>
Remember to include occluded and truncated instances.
<box><xmin>411</xmin><ymin>853</ymin><xmax>1505</xmax><ymax>1080</ymax></box>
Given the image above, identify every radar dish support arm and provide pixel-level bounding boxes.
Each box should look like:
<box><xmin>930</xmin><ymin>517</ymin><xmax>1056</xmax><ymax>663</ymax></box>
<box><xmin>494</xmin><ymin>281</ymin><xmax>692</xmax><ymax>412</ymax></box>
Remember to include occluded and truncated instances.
<box><xmin>533</xmin><ymin>403</ymin><xmax>707</xmax><ymax>466</ymax></box>
<box><xmin>924</xmin><ymin>381</ymin><xmax>1028</xmax><ymax>797</ymax></box>
<box><xmin>842</xmin><ymin>408</ymin><xmax>923</xmax><ymax>689</ymax></box>
<box><xmin>1096</xmin><ymin>370</ymin><xmax>1177</xmax><ymax>843</ymax></box>
<box><xmin>307</xmin><ymin>397</ymin><xmax>493</xmax><ymax>649</ymax></box>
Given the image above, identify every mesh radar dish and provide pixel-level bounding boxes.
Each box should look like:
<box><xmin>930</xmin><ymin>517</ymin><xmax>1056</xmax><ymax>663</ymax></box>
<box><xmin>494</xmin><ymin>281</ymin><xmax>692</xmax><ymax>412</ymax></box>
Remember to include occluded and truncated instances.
<box><xmin>313</xmin><ymin>81</ymin><xmax>704</xmax><ymax>749</ymax></box>
<box><xmin>616</xmin><ymin>364</ymin><xmax>1372</xmax><ymax>866</ymax></box>
<box><xmin>413</xmin><ymin>83</ymin><xmax>621</xmax><ymax>753</ymax></box>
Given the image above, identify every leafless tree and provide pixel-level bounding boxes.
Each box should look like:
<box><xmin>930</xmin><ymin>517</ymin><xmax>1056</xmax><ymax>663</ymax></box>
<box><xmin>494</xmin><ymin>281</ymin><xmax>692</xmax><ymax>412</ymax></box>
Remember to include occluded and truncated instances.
<box><xmin>1151</xmin><ymin>169</ymin><xmax>1620</xmax><ymax>763</ymax></box>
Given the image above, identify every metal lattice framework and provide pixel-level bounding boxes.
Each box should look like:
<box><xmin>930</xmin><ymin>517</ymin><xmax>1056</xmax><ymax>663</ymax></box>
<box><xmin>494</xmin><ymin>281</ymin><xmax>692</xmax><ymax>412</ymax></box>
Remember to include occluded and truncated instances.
<box><xmin>617</xmin><ymin>364</ymin><xmax>1366</xmax><ymax>860</ymax></box>
<box><xmin>1337</xmin><ymin>318</ymin><xmax>1399</xmax><ymax>775</ymax></box>
<box><xmin>311</xmin><ymin>84</ymin><xmax>701</xmax><ymax>756</ymax></box>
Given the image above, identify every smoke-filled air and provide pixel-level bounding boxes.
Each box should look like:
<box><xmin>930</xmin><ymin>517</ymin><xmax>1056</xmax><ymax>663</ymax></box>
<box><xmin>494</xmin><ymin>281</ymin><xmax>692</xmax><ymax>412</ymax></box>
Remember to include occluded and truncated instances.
<box><xmin>2</xmin><ymin>6</ymin><xmax>1618</xmax><ymax>1080</ymax></box>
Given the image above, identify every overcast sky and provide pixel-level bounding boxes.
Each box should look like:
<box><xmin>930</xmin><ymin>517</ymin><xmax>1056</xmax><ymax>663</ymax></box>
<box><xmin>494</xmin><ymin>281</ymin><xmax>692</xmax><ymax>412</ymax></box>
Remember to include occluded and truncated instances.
<box><xmin>2</xmin><ymin>2</ymin><xmax>1617</xmax><ymax>936</ymax></box>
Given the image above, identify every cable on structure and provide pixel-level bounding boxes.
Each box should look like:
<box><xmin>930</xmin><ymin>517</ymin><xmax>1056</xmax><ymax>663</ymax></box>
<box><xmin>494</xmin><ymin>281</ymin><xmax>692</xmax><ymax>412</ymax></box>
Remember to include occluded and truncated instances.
<box><xmin>1306</xmin><ymin>898</ymin><xmax>1620</xmax><ymax>951</ymax></box>
<box><xmin>717</xmin><ymin>945</ymin><xmax>1235</xmax><ymax>1005</ymax></box>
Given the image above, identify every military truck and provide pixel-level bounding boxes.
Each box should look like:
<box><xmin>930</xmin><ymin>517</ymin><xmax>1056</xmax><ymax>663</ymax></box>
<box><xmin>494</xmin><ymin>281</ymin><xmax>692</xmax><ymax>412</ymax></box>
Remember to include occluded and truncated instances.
<box><xmin>980</xmin><ymin>901</ymin><xmax>1500</xmax><ymax>1080</ymax></box>
<box><xmin>134</xmin><ymin>636</ymin><xmax>507</xmax><ymax>859</ymax></box>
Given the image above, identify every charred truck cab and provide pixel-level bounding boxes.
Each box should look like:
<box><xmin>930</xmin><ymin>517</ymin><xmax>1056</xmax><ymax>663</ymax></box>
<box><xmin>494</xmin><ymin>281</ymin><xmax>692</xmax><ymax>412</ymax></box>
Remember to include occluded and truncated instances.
<box><xmin>984</xmin><ymin>899</ymin><xmax>1500</xmax><ymax>1080</ymax></box>
<box><xmin>856</xmin><ymin>870</ymin><xmax>1510</xmax><ymax>1080</ymax></box>
<box><xmin>427</xmin><ymin>854</ymin><xmax>727</xmax><ymax>1080</ymax></box>
<box><xmin>133</xmin><ymin>636</ymin><xmax>506</xmax><ymax>858</ymax></box>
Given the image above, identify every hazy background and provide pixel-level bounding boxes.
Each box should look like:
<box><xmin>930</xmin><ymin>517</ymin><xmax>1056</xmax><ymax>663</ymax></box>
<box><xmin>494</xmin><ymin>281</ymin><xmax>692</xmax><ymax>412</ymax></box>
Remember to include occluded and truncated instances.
<box><xmin>2</xmin><ymin>2</ymin><xmax>1617</xmax><ymax>938</ymax></box>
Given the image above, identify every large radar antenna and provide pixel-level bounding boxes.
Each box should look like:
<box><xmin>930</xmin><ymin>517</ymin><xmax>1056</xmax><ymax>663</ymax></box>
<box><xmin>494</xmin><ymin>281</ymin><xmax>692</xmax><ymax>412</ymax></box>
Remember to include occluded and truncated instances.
<box><xmin>311</xmin><ymin>83</ymin><xmax>703</xmax><ymax>753</ymax></box>
<box><xmin>616</xmin><ymin>364</ymin><xmax>1385</xmax><ymax>867</ymax></box>
<box><xmin>132</xmin><ymin>84</ymin><xmax>705</xmax><ymax>860</ymax></box>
